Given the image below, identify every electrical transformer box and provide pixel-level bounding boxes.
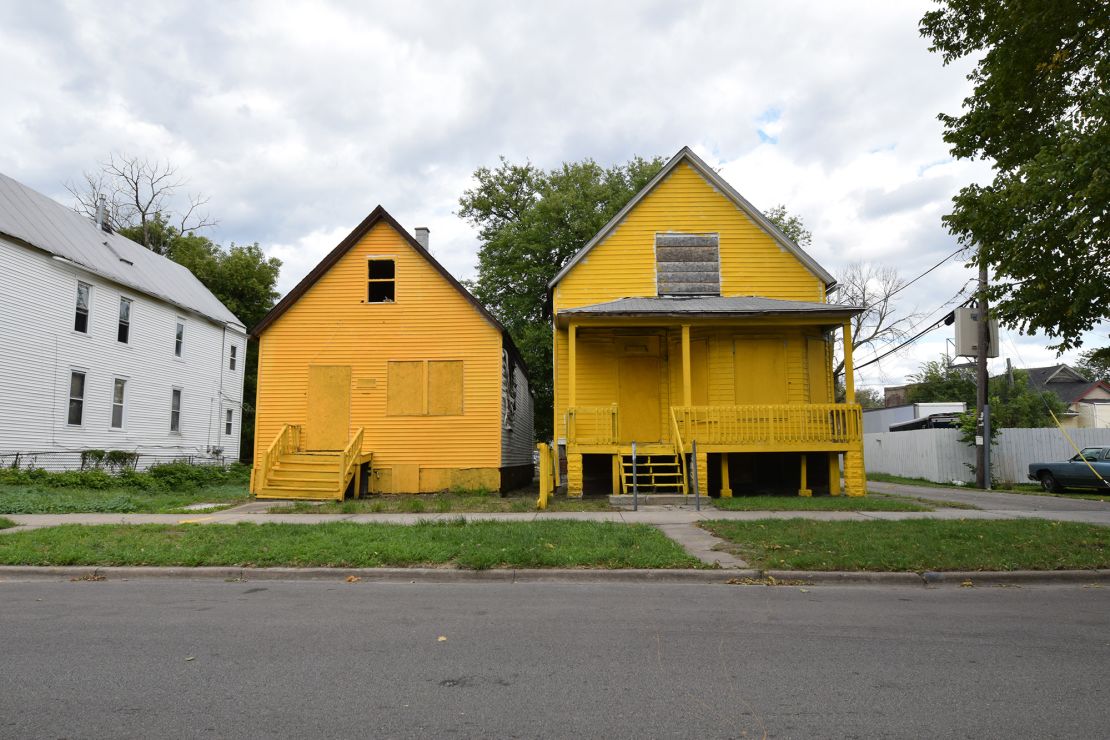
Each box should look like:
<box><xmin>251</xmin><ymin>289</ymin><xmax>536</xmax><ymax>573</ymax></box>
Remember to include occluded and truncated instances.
<box><xmin>953</xmin><ymin>306</ymin><xmax>999</xmax><ymax>358</ymax></box>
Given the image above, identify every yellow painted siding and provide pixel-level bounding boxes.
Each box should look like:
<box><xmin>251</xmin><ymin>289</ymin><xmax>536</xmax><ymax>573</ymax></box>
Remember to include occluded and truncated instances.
<box><xmin>255</xmin><ymin>221</ymin><xmax>504</xmax><ymax>492</ymax></box>
<box><xmin>553</xmin><ymin>161</ymin><xmax>825</xmax><ymax>313</ymax></box>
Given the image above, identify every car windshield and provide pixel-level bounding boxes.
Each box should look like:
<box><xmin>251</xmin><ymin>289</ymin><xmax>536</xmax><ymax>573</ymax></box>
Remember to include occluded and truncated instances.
<box><xmin>1072</xmin><ymin>448</ymin><xmax>1104</xmax><ymax>461</ymax></box>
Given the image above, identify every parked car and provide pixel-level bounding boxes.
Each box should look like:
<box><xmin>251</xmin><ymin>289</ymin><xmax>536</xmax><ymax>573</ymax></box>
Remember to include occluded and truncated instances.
<box><xmin>1028</xmin><ymin>447</ymin><xmax>1110</xmax><ymax>492</ymax></box>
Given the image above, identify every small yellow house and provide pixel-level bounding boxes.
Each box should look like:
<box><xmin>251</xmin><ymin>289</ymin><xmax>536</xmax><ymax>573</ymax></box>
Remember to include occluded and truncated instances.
<box><xmin>250</xmin><ymin>206</ymin><xmax>534</xmax><ymax>499</ymax></box>
<box><xmin>550</xmin><ymin>147</ymin><xmax>866</xmax><ymax>497</ymax></box>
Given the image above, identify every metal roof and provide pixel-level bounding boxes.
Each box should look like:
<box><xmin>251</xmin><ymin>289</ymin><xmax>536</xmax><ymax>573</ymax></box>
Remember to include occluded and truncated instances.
<box><xmin>548</xmin><ymin>146</ymin><xmax>837</xmax><ymax>290</ymax></box>
<box><xmin>0</xmin><ymin>172</ymin><xmax>244</xmax><ymax>329</ymax></box>
<box><xmin>557</xmin><ymin>295</ymin><xmax>862</xmax><ymax>321</ymax></box>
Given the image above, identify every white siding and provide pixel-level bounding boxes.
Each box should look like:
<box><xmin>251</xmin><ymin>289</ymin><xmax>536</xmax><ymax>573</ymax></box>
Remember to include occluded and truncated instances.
<box><xmin>865</xmin><ymin>427</ymin><xmax>1110</xmax><ymax>485</ymax></box>
<box><xmin>0</xmin><ymin>237</ymin><xmax>246</xmax><ymax>462</ymax></box>
<box><xmin>500</xmin><ymin>351</ymin><xmax>534</xmax><ymax>468</ymax></box>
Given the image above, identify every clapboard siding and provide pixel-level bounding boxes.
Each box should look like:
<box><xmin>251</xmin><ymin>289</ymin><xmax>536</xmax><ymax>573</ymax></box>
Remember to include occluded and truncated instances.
<box><xmin>0</xmin><ymin>236</ymin><xmax>244</xmax><ymax>460</ymax></box>
<box><xmin>501</xmin><ymin>357</ymin><xmax>534</xmax><ymax>467</ymax></box>
<box><xmin>865</xmin><ymin>428</ymin><xmax>1110</xmax><ymax>485</ymax></box>
<box><xmin>554</xmin><ymin>161</ymin><xmax>825</xmax><ymax>312</ymax></box>
<box><xmin>255</xmin><ymin>219</ymin><xmax>517</xmax><ymax>487</ymax></box>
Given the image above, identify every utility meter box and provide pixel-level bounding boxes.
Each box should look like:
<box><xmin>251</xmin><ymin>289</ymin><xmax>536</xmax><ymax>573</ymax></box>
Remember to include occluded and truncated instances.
<box><xmin>953</xmin><ymin>306</ymin><xmax>999</xmax><ymax>358</ymax></box>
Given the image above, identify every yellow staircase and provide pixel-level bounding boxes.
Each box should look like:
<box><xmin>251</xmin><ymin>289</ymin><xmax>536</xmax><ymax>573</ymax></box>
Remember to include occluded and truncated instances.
<box><xmin>254</xmin><ymin>425</ymin><xmax>369</xmax><ymax>501</ymax></box>
<box><xmin>619</xmin><ymin>453</ymin><xmax>686</xmax><ymax>494</ymax></box>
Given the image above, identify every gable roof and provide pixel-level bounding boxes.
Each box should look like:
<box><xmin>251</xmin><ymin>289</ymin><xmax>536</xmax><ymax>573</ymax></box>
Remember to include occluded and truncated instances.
<box><xmin>1027</xmin><ymin>364</ymin><xmax>1109</xmax><ymax>405</ymax></box>
<box><xmin>251</xmin><ymin>205</ymin><xmax>526</xmax><ymax>370</ymax></box>
<box><xmin>0</xmin><ymin>172</ymin><xmax>244</xmax><ymax>329</ymax></box>
<box><xmin>548</xmin><ymin>146</ymin><xmax>837</xmax><ymax>291</ymax></box>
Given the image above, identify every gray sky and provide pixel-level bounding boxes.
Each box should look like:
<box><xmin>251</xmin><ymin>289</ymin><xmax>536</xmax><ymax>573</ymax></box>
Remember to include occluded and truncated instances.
<box><xmin>2</xmin><ymin>0</ymin><xmax>1103</xmax><ymax>390</ymax></box>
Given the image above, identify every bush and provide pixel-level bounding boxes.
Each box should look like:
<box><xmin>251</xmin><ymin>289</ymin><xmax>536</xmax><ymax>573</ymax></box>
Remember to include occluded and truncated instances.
<box><xmin>0</xmin><ymin>463</ymin><xmax>247</xmax><ymax>492</ymax></box>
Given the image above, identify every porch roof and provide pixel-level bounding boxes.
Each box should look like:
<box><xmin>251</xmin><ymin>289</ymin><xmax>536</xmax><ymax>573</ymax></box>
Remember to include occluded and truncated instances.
<box><xmin>556</xmin><ymin>295</ymin><xmax>862</xmax><ymax>326</ymax></box>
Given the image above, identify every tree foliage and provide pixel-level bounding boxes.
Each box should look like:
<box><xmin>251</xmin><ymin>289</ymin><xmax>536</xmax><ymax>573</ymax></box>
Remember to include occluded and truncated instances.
<box><xmin>1076</xmin><ymin>346</ymin><xmax>1110</xmax><ymax>382</ymax></box>
<box><xmin>907</xmin><ymin>357</ymin><xmax>1068</xmax><ymax>443</ymax></box>
<box><xmin>67</xmin><ymin>154</ymin><xmax>216</xmax><ymax>253</ymax></box>
<box><xmin>920</xmin><ymin>0</ymin><xmax>1110</xmax><ymax>351</ymax></box>
<box><xmin>460</xmin><ymin>155</ymin><xmax>666</xmax><ymax>440</ymax></box>
<box><xmin>763</xmin><ymin>204</ymin><xmax>813</xmax><ymax>248</ymax></box>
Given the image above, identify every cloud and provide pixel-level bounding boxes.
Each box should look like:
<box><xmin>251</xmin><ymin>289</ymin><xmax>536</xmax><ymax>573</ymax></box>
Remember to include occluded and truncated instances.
<box><xmin>0</xmin><ymin>0</ymin><xmax>1101</xmax><ymax>386</ymax></box>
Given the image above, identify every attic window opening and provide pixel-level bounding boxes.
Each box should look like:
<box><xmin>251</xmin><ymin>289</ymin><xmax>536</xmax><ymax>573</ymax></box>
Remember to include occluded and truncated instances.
<box><xmin>655</xmin><ymin>233</ymin><xmax>721</xmax><ymax>297</ymax></box>
<box><xmin>368</xmin><ymin>259</ymin><xmax>396</xmax><ymax>303</ymax></box>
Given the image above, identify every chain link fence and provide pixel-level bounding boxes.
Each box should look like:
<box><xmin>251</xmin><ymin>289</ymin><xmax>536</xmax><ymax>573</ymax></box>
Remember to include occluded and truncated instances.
<box><xmin>0</xmin><ymin>450</ymin><xmax>228</xmax><ymax>473</ymax></box>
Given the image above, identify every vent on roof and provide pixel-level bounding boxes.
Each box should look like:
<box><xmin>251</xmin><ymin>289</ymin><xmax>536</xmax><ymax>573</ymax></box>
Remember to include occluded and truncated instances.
<box><xmin>656</xmin><ymin>233</ymin><xmax>720</xmax><ymax>296</ymax></box>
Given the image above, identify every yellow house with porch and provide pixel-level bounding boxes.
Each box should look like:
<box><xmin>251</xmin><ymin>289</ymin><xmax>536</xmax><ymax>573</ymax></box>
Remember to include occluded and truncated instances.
<box><xmin>550</xmin><ymin>147</ymin><xmax>865</xmax><ymax>498</ymax></box>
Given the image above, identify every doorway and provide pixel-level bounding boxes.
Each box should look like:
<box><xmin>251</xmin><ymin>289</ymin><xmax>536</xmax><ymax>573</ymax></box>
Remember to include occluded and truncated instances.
<box><xmin>306</xmin><ymin>365</ymin><xmax>351</xmax><ymax>450</ymax></box>
<box><xmin>619</xmin><ymin>356</ymin><xmax>661</xmax><ymax>442</ymax></box>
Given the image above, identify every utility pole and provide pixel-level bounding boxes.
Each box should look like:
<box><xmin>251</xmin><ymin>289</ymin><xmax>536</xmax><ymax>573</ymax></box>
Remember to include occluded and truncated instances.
<box><xmin>976</xmin><ymin>252</ymin><xmax>990</xmax><ymax>489</ymax></box>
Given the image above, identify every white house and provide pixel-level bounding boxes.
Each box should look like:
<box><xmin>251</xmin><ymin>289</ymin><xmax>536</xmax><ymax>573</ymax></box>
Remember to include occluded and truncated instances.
<box><xmin>0</xmin><ymin>172</ymin><xmax>246</xmax><ymax>468</ymax></box>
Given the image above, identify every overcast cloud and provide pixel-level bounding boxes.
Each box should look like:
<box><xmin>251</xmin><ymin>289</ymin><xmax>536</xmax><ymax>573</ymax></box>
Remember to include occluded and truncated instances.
<box><xmin>2</xmin><ymin>0</ymin><xmax>1104</xmax><ymax>392</ymax></box>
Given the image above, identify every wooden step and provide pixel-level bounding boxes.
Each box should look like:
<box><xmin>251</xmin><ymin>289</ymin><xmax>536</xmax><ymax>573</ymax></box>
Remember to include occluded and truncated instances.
<box><xmin>264</xmin><ymin>478</ymin><xmax>339</xmax><ymax>492</ymax></box>
<box><xmin>269</xmin><ymin>467</ymin><xmax>337</xmax><ymax>481</ymax></box>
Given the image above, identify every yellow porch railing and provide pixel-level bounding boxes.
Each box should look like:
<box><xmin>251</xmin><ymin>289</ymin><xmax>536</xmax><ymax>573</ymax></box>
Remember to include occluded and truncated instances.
<box><xmin>671</xmin><ymin>404</ymin><xmax>862</xmax><ymax>449</ymax></box>
<box><xmin>255</xmin><ymin>424</ymin><xmax>302</xmax><ymax>494</ymax></box>
<box><xmin>567</xmin><ymin>405</ymin><xmax>619</xmax><ymax>445</ymax></box>
<box><xmin>339</xmin><ymin>427</ymin><xmax>365</xmax><ymax>496</ymax></box>
<box><xmin>669</xmin><ymin>408</ymin><xmax>689</xmax><ymax>494</ymax></box>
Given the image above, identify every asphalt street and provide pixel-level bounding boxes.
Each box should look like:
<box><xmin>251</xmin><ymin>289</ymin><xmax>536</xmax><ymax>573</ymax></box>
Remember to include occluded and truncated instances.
<box><xmin>2</xmin><ymin>579</ymin><xmax>1108</xmax><ymax>739</ymax></box>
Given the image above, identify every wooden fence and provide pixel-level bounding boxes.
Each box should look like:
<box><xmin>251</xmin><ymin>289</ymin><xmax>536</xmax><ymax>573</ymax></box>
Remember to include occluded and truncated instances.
<box><xmin>864</xmin><ymin>427</ymin><xmax>1110</xmax><ymax>485</ymax></box>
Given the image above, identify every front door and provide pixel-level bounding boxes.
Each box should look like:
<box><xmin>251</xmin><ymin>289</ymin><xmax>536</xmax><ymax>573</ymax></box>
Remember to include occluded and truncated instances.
<box><xmin>619</xmin><ymin>356</ymin><xmax>661</xmax><ymax>442</ymax></box>
<box><xmin>306</xmin><ymin>365</ymin><xmax>351</xmax><ymax>450</ymax></box>
<box><xmin>734</xmin><ymin>337</ymin><xmax>788</xmax><ymax>404</ymax></box>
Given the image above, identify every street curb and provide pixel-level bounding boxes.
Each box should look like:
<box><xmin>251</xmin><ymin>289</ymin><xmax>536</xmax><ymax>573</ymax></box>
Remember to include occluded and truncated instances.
<box><xmin>0</xmin><ymin>565</ymin><xmax>1108</xmax><ymax>585</ymax></box>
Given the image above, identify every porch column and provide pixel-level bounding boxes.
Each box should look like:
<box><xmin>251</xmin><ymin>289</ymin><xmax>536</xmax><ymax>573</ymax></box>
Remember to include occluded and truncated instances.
<box><xmin>842</xmin><ymin>321</ymin><xmax>855</xmax><ymax>404</ymax></box>
<box><xmin>568</xmin><ymin>322</ymin><xmax>577</xmax><ymax>408</ymax></box>
<box><xmin>719</xmin><ymin>454</ymin><xmax>732</xmax><ymax>498</ymax></box>
<box><xmin>828</xmin><ymin>453</ymin><xmax>841</xmax><ymax>496</ymax></box>
<box><xmin>798</xmin><ymin>454</ymin><xmax>812</xmax><ymax>497</ymax></box>
<box><xmin>681</xmin><ymin>324</ymin><xmax>692</xmax><ymax>406</ymax></box>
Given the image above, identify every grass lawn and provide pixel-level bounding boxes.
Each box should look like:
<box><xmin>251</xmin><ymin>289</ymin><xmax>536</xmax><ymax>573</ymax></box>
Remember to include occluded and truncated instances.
<box><xmin>0</xmin><ymin>517</ymin><xmax>15</xmax><ymax>530</ymax></box>
<box><xmin>0</xmin><ymin>520</ymin><xmax>701</xmax><ymax>570</ymax></box>
<box><xmin>702</xmin><ymin>519</ymin><xmax>1110</xmax><ymax>572</ymax></box>
<box><xmin>711</xmin><ymin>494</ymin><xmax>931</xmax><ymax>512</ymax></box>
<box><xmin>275</xmin><ymin>491</ymin><xmax>613</xmax><ymax>514</ymax></box>
<box><xmin>0</xmin><ymin>482</ymin><xmax>248</xmax><ymax>514</ymax></box>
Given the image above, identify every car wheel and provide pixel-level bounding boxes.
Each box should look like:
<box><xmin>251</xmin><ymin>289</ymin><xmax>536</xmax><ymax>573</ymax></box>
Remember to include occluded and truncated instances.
<box><xmin>1039</xmin><ymin>472</ymin><xmax>1064</xmax><ymax>493</ymax></box>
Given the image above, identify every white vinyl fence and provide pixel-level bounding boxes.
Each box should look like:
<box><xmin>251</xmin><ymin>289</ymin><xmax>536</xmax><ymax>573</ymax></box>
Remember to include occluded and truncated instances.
<box><xmin>865</xmin><ymin>428</ymin><xmax>1110</xmax><ymax>486</ymax></box>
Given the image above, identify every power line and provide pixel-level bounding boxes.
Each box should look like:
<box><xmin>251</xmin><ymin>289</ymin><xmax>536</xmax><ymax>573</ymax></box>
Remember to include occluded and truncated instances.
<box><xmin>852</xmin><ymin>279</ymin><xmax>974</xmax><ymax>368</ymax></box>
<box><xmin>887</xmin><ymin>246</ymin><xmax>967</xmax><ymax>301</ymax></box>
<box><xmin>855</xmin><ymin>295</ymin><xmax>976</xmax><ymax>371</ymax></box>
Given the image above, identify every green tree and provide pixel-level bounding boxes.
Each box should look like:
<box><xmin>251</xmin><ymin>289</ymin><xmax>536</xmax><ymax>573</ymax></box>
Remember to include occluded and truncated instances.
<box><xmin>764</xmin><ymin>204</ymin><xmax>813</xmax><ymax>248</ymax></box>
<box><xmin>460</xmin><ymin>155</ymin><xmax>666</xmax><ymax>440</ymax></box>
<box><xmin>118</xmin><ymin>221</ymin><xmax>281</xmax><ymax>463</ymax></box>
<box><xmin>907</xmin><ymin>358</ymin><xmax>977</xmax><ymax>406</ymax></box>
<box><xmin>920</xmin><ymin>0</ymin><xmax>1110</xmax><ymax>351</ymax></box>
<box><xmin>1076</xmin><ymin>347</ymin><xmax>1110</xmax><ymax>382</ymax></box>
<box><xmin>855</xmin><ymin>387</ymin><xmax>885</xmax><ymax>409</ymax></box>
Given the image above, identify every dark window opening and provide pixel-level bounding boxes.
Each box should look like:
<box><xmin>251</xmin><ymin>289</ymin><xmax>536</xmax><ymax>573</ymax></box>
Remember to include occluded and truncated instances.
<box><xmin>74</xmin><ymin>282</ymin><xmax>90</xmax><ymax>333</ymax></box>
<box><xmin>174</xmin><ymin>322</ymin><xmax>184</xmax><ymax>357</ymax></box>
<box><xmin>117</xmin><ymin>298</ymin><xmax>131</xmax><ymax>343</ymax></box>
<box><xmin>229</xmin><ymin>345</ymin><xmax>237</xmax><ymax>370</ymax></box>
<box><xmin>368</xmin><ymin>260</ymin><xmax>396</xmax><ymax>303</ymax></box>
<box><xmin>170</xmin><ymin>389</ymin><xmax>182</xmax><ymax>432</ymax></box>
<box><xmin>68</xmin><ymin>371</ymin><xmax>85</xmax><ymax>425</ymax></box>
<box><xmin>224</xmin><ymin>409</ymin><xmax>233</xmax><ymax>436</ymax></box>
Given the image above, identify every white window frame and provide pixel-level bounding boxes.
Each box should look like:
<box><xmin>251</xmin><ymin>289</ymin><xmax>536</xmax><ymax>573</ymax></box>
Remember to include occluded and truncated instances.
<box><xmin>68</xmin><ymin>370</ymin><xmax>86</xmax><ymax>426</ymax></box>
<box><xmin>74</xmin><ymin>281</ymin><xmax>92</xmax><ymax>335</ymax></box>
<box><xmin>110</xmin><ymin>377</ymin><xmax>127</xmax><ymax>430</ymax></box>
<box><xmin>224</xmin><ymin>408</ymin><xmax>234</xmax><ymax>436</ymax></box>
<box><xmin>170</xmin><ymin>387</ymin><xmax>182</xmax><ymax>433</ymax></box>
<box><xmin>229</xmin><ymin>344</ymin><xmax>237</xmax><ymax>371</ymax></box>
<box><xmin>174</xmin><ymin>319</ymin><xmax>185</xmax><ymax>358</ymax></box>
<box><xmin>117</xmin><ymin>297</ymin><xmax>132</xmax><ymax>344</ymax></box>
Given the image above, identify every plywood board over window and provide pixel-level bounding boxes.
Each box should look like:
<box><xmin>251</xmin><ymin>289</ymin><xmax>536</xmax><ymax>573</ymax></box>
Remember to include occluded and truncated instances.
<box><xmin>387</xmin><ymin>361</ymin><xmax>424</xmax><ymax>415</ymax></box>
<box><xmin>387</xmin><ymin>360</ymin><xmax>464</xmax><ymax>416</ymax></box>
<box><xmin>428</xmin><ymin>360</ymin><xmax>464</xmax><ymax>415</ymax></box>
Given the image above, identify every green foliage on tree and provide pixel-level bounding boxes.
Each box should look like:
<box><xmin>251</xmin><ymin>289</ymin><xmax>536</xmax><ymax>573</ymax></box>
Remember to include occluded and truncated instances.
<box><xmin>920</xmin><ymin>0</ymin><xmax>1110</xmax><ymax>351</ymax></box>
<box><xmin>855</xmin><ymin>387</ymin><xmax>885</xmax><ymax>409</ymax></box>
<box><xmin>1076</xmin><ymin>347</ymin><xmax>1110</xmax><ymax>382</ymax></box>
<box><xmin>907</xmin><ymin>357</ymin><xmax>1068</xmax><ymax>443</ymax></box>
<box><xmin>119</xmin><ymin>218</ymin><xmax>281</xmax><ymax>463</ymax></box>
<box><xmin>459</xmin><ymin>155</ymin><xmax>666</xmax><ymax>440</ymax></box>
<box><xmin>764</xmin><ymin>204</ymin><xmax>813</xmax><ymax>248</ymax></box>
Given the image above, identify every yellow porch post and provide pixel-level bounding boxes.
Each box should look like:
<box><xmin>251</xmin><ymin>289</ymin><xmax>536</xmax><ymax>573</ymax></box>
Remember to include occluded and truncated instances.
<box><xmin>828</xmin><ymin>453</ymin><xmax>841</xmax><ymax>496</ymax></box>
<box><xmin>842</xmin><ymin>320</ymin><xmax>866</xmax><ymax>496</ymax></box>
<box><xmin>568</xmin><ymin>322</ymin><xmax>577</xmax><ymax>408</ymax></box>
<box><xmin>681</xmin><ymin>324</ymin><xmax>692</xmax><ymax>406</ymax></box>
<box><xmin>843</xmin><ymin>321</ymin><xmax>855</xmax><ymax>404</ymax></box>
<box><xmin>798</xmin><ymin>454</ymin><xmax>812</xmax><ymax>496</ymax></box>
<box><xmin>719</xmin><ymin>454</ymin><xmax>732</xmax><ymax>497</ymax></box>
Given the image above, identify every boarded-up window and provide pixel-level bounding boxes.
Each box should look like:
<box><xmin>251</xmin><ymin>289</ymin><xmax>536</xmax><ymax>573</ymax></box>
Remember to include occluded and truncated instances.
<box><xmin>387</xmin><ymin>360</ymin><xmax>464</xmax><ymax>416</ymax></box>
<box><xmin>428</xmin><ymin>361</ymin><xmax>463</xmax><ymax>415</ymax></box>
<box><xmin>387</xmin><ymin>361</ymin><xmax>424</xmax><ymax>415</ymax></box>
<box><xmin>656</xmin><ymin>233</ymin><xmax>720</xmax><ymax>296</ymax></box>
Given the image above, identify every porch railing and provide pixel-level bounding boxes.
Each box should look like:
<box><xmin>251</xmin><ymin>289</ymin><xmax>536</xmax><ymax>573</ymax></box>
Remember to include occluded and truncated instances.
<box><xmin>669</xmin><ymin>407</ymin><xmax>689</xmax><ymax>494</ymax></box>
<box><xmin>339</xmin><ymin>427</ymin><xmax>365</xmax><ymax>495</ymax></box>
<box><xmin>567</xmin><ymin>405</ymin><xmax>619</xmax><ymax>445</ymax></box>
<box><xmin>256</xmin><ymin>424</ymin><xmax>302</xmax><ymax>493</ymax></box>
<box><xmin>671</xmin><ymin>404</ymin><xmax>862</xmax><ymax>449</ymax></box>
